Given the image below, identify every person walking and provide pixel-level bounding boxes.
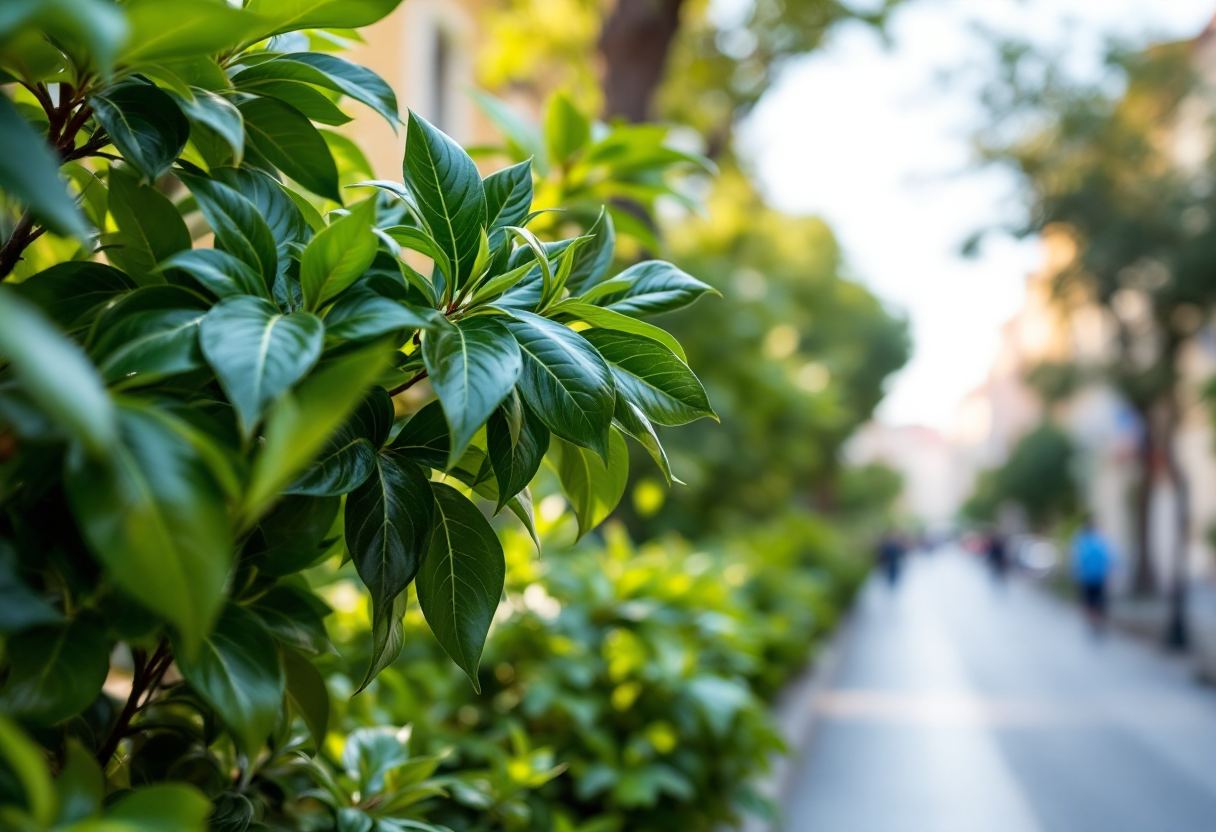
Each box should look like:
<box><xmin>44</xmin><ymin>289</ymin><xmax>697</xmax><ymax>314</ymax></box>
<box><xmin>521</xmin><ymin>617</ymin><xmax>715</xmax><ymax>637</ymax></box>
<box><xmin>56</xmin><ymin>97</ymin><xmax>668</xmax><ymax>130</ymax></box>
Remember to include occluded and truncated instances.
<box><xmin>878</xmin><ymin>531</ymin><xmax>905</xmax><ymax>588</ymax></box>
<box><xmin>1071</xmin><ymin>517</ymin><xmax>1114</xmax><ymax>635</ymax></box>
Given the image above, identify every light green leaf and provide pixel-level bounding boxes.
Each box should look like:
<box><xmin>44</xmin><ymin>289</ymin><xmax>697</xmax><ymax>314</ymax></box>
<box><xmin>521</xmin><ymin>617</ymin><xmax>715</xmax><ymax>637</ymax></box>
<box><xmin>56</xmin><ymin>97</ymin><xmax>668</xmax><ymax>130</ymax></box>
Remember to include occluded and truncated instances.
<box><xmin>0</xmin><ymin>0</ymin><xmax>127</xmax><ymax>76</ymax></box>
<box><xmin>382</xmin><ymin>225</ymin><xmax>453</xmax><ymax>283</ymax></box>
<box><xmin>245</xmin><ymin>0</ymin><xmax>403</xmax><ymax>39</ymax></box>
<box><xmin>0</xmin><ymin>715</ymin><xmax>55</xmax><ymax>828</ymax></box>
<box><xmin>0</xmin><ymin>95</ymin><xmax>90</xmax><ymax>241</ymax></box>
<box><xmin>120</xmin><ymin>0</ymin><xmax>264</xmax><ymax>64</ymax></box>
<box><xmin>545</xmin><ymin>92</ymin><xmax>590</xmax><ymax>166</ymax></box>
<box><xmin>199</xmin><ymin>296</ymin><xmax>324</xmax><ymax>438</ymax></box>
<box><xmin>0</xmin><ymin>615</ymin><xmax>110</xmax><ymax>725</ymax></box>
<box><xmin>557</xmin><ymin>301</ymin><xmax>686</xmax><ymax>361</ymax></box>
<box><xmin>102</xmin><ymin>784</ymin><xmax>210</xmax><ymax>832</ymax></box>
<box><xmin>553</xmin><ymin>428</ymin><xmax>629</xmax><ymax>540</ymax></box>
<box><xmin>469</xmin><ymin>90</ymin><xmax>545</xmax><ymax>170</ymax></box>
<box><xmin>582</xmin><ymin>329</ymin><xmax>714</xmax><ymax>426</ymax></box>
<box><xmin>91</xmin><ymin>80</ymin><xmax>189</xmax><ymax>182</ymax></box>
<box><xmin>416</xmin><ymin>483</ymin><xmax>505</xmax><ymax>692</ymax></box>
<box><xmin>173</xmin><ymin>603</ymin><xmax>284</xmax><ymax>758</ymax></box>
<box><xmin>301</xmin><ymin>199</ymin><xmax>378</xmax><ymax>309</ymax></box>
<box><xmin>422</xmin><ymin>316</ymin><xmax>521</xmax><ymax>467</ymax></box>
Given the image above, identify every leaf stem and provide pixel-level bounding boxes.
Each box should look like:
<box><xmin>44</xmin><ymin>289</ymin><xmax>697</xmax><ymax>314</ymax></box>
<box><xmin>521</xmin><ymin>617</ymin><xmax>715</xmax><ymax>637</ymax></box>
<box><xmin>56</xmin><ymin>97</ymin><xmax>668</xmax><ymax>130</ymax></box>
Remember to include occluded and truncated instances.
<box><xmin>95</xmin><ymin>637</ymin><xmax>173</xmax><ymax>766</ymax></box>
<box><xmin>388</xmin><ymin>370</ymin><xmax>428</xmax><ymax>397</ymax></box>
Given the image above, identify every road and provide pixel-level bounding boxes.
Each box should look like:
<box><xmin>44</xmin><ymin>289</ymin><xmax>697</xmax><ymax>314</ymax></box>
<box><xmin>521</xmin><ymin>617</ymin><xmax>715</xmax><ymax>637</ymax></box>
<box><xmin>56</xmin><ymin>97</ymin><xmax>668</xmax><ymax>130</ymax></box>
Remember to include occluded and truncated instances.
<box><xmin>784</xmin><ymin>549</ymin><xmax>1216</xmax><ymax>832</ymax></box>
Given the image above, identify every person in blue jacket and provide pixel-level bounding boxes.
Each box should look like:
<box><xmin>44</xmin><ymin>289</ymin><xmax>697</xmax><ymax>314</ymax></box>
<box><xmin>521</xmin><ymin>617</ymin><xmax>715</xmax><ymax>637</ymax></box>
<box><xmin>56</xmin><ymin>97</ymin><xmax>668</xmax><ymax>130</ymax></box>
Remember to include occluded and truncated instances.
<box><xmin>1072</xmin><ymin>516</ymin><xmax>1114</xmax><ymax>634</ymax></box>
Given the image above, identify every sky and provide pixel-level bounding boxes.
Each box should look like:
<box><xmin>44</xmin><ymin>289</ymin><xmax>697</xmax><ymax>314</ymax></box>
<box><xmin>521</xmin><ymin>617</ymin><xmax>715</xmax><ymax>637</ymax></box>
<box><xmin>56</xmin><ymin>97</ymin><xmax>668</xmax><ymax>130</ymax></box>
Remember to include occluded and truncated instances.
<box><xmin>739</xmin><ymin>0</ymin><xmax>1216</xmax><ymax>433</ymax></box>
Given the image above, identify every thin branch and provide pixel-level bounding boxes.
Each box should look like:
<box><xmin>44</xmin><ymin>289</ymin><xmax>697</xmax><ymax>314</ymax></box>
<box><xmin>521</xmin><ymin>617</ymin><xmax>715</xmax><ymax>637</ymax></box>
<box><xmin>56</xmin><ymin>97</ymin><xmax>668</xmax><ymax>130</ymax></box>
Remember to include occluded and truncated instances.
<box><xmin>0</xmin><ymin>213</ymin><xmax>36</xmax><ymax>279</ymax></box>
<box><xmin>95</xmin><ymin>638</ymin><xmax>172</xmax><ymax>766</ymax></box>
<box><xmin>388</xmin><ymin>370</ymin><xmax>428</xmax><ymax>397</ymax></box>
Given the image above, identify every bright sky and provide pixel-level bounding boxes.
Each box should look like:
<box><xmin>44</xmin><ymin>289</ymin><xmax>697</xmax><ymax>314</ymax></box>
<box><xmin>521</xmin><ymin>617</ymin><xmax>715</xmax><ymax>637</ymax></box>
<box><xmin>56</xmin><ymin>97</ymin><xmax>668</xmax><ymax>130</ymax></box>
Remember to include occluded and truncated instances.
<box><xmin>739</xmin><ymin>0</ymin><xmax>1215</xmax><ymax>432</ymax></box>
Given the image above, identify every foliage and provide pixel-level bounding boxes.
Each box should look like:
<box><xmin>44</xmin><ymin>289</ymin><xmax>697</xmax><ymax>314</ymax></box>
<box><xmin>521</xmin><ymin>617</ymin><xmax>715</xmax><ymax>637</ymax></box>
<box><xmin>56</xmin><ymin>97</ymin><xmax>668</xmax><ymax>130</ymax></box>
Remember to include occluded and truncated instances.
<box><xmin>962</xmin><ymin>422</ymin><xmax>1077</xmax><ymax>530</ymax></box>
<box><xmin>0</xmin><ymin>4</ymin><xmax>720</xmax><ymax>830</ymax></box>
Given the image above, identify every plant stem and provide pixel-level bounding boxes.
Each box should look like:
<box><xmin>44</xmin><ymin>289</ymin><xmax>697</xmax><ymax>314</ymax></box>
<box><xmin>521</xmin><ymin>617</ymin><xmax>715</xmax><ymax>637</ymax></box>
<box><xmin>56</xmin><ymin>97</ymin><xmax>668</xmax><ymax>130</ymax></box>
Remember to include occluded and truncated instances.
<box><xmin>0</xmin><ymin>213</ymin><xmax>36</xmax><ymax>279</ymax></box>
<box><xmin>388</xmin><ymin>370</ymin><xmax>428</xmax><ymax>397</ymax></box>
<box><xmin>96</xmin><ymin>638</ymin><xmax>172</xmax><ymax>766</ymax></box>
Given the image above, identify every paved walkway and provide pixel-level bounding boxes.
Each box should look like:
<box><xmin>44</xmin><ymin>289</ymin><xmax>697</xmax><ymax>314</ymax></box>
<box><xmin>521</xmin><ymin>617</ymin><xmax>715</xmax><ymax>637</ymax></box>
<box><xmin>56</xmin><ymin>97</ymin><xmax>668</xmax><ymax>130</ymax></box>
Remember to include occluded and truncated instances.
<box><xmin>784</xmin><ymin>548</ymin><xmax>1216</xmax><ymax>832</ymax></box>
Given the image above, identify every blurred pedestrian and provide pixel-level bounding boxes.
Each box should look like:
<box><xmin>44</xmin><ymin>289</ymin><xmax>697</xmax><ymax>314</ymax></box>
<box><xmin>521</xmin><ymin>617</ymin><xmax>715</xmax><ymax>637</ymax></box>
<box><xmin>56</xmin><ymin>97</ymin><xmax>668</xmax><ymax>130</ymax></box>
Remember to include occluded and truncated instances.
<box><xmin>986</xmin><ymin>530</ymin><xmax>1010</xmax><ymax>584</ymax></box>
<box><xmin>1071</xmin><ymin>517</ymin><xmax>1114</xmax><ymax>635</ymax></box>
<box><xmin>878</xmin><ymin>531</ymin><xmax>905</xmax><ymax>588</ymax></box>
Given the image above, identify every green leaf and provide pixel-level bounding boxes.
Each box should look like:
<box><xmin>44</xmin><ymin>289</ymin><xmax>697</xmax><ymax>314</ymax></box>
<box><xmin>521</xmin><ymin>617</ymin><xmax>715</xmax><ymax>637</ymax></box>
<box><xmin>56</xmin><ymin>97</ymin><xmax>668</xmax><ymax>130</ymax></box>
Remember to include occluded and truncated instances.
<box><xmin>390</xmin><ymin>401</ymin><xmax>449</xmax><ymax>469</ymax></box>
<box><xmin>157</xmin><ymin>248</ymin><xmax>266</xmax><ymax>300</ymax></box>
<box><xmin>301</xmin><ymin>199</ymin><xmax>378</xmax><ymax>309</ymax></box>
<box><xmin>102</xmin><ymin>784</ymin><xmax>210</xmax><ymax>831</ymax></box>
<box><xmin>484</xmin><ymin>159</ymin><xmax>533</xmax><ymax>246</ymax></box>
<box><xmin>403</xmin><ymin>111</ymin><xmax>487</xmax><ymax>290</ymax></box>
<box><xmin>553</xmin><ymin>429</ymin><xmax>629</xmax><ymax>540</ymax></box>
<box><xmin>239</xmin><ymin>79</ymin><xmax>353</xmax><ymax>126</ymax></box>
<box><xmin>91</xmin><ymin>80</ymin><xmax>189</xmax><ymax>182</ymax></box>
<box><xmin>416</xmin><ymin>483</ymin><xmax>506</xmax><ymax>692</ymax></box>
<box><xmin>245</xmin><ymin>0</ymin><xmax>403</xmax><ymax>39</ymax></box>
<box><xmin>245</xmin><ymin>343</ymin><xmax>393</xmax><ymax>522</ymax></box>
<box><xmin>613</xmin><ymin>393</ymin><xmax>679</xmax><ymax>485</ymax></box>
<box><xmin>55</xmin><ymin>740</ymin><xmax>103</xmax><ymax>825</ymax></box>
<box><xmin>500</xmin><ymin>310</ymin><xmax>615</xmax><ymax>460</ymax></box>
<box><xmin>582</xmin><ymin>329</ymin><xmax>714</xmax><ymax>426</ymax></box>
<box><xmin>248</xmin><ymin>583</ymin><xmax>332</xmax><ymax>655</ymax></box>
<box><xmin>0</xmin><ymin>615</ymin><xmax>110</xmax><ymax>725</ymax></box>
<box><xmin>283</xmin><ymin>646</ymin><xmax>330</xmax><ymax>750</ymax></box>
<box><xmin>8</xmin><ymin>262</ymin><xmax>135</xmax><ymax>333</ymax></box>
<box><xmin>199</xmin><ymin>296</ymin><xmax>324</xmax><ymax>438</ymax></box>
<box><xmin>467</xmin><ymin>260</ymin><xmax>535</xmax><ymax>307</ymax></box>
<box><xmin>103</xmin><ymin>166</ymin><xmax>191</xmax><ymax>282</ymax></box>
<box><xmin>211</xmin><ymin>166</ymin><xmax>310</xmax><ymax>273</ymax></box>
<box><xmin>565</xmin><ymin>208</ymin><xmax>616</xmax><ymax>296</ymax></box>
<box><xmin>120</xmin><ymin>0</ymin><xmax>264</xmax><ymax>64</ymax></box>
<box><xmin>422</xmin><ymin>316</ymin><xmax>521</xmax><ymax>467</ymax></box>
<box><xmin>0</xmin><ymin>542</ymin><xmax>61</xmax><ymax>634</ymax></box>
<box><xmin>180</xmin><ymin>173</ymin><xmax>278</xmax><ymax>289</ymax></box>
<box><xmin>0</xmin><ymin>287</ymin><xmax>116</xmax><ymax>456</ymax></box>
<box><xmin>65</xmin><ymin>403</ymin><xmax>230</xmax><ymax>651</ymax></box>
<box><xmin>0</xmin><ymin>95</ymin><xmax>90</xmax><ymax>241</ymax></box>
<box><xmin>246</xmin><ymin>495</ymin><xmax>341</xmax><ymax>577</ymax></box>
<box><xmin>557</xmin><ymin>301</ymin><xmax>686</xmax><ymax>361</ymax></box>
<box><xmin>284</xmin><ymin>387</ymin><xmax>387</xmax><ymax>497</ymax></box>
<box><xmin>0</xmin><ymin>0</ymin><xmax>128</xmax><ymax>76</ymax></box>
<box><xmin>324</xmin><ymin>286</ymin><xmax>442</xmax><ymax>342</ymax></box>
<box><xmin>90</xmin><ymin>286</ymin><xmax>209</xmax><ymax>386</ymax></box>
<box><xmin>486</xmin><ymin>395</ymin><xmax>549</xmax><ymax>512</ymax></box>
<box><xmin>594</xmin><ymin>260</ymin><xmax>718</xmax><ymax>317</ymax></box>
<box><xmin>358</xmin><ymin>591</ymin><xmax>407</xmax><ymax>694</ymax></box>
<box><xmin>172</xmin><ymin>88</ymin><xmax>244</xmax><ymax>166</ymax></box>
<box><xmin>346</xmin><ymin>453</ymin><xmax>434</xmax><ymax>689</ymax></box>
<box><xmin>173</xmin><ymin>603</ymin><xmax>284</xmax><ymax>758</ymax></box>
<box><xmin>470</xmin><ymin>90</ymin><xmax>546</xmax><ymax>170</ymax></box>
<box><xmin>382</xmin><ymin>225</ymin><xmax>454</xmax><ymax>284</ymax></box>
<box><xmin>0</xmin><ymin>715</ymin><xmax>55</xmax><ymax>828</ymax></box>
<box><xmin>545</xmin><ymin>92</ymin><xmax>590</xmax><ymax>166</ymax></box>
<box><xmin>239</xmin><ymin>97</ymin><xmax>341</xmax><ymax>202</ymax></box>
<box><xmin>232</xmin><ymin>53</ymin><xmax>399</xmax><ymax>127</ymax></box>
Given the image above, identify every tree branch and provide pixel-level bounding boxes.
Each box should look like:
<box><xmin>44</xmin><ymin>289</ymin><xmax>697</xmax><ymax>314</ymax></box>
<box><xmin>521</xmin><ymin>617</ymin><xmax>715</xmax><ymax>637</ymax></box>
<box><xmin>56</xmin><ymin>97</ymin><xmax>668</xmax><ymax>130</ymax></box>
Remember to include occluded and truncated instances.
<box><xmin>388</xmin><ymin>370</ymin><xmax>428</xmax><ymax>397</ymax></box>
<box><xmin>96</xmin><ymin>638</ymin><xmax>172</xmax><ymax>766</ymax></box>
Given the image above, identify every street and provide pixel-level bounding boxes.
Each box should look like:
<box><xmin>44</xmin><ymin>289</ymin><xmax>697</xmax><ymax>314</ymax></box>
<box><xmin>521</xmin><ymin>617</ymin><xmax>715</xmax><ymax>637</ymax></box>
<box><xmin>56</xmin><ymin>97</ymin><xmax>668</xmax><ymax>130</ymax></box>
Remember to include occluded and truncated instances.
<box><xmin>785</xmin><ymin>549</ymin><xmax>1216</xmax><ymax>832</ymax></box>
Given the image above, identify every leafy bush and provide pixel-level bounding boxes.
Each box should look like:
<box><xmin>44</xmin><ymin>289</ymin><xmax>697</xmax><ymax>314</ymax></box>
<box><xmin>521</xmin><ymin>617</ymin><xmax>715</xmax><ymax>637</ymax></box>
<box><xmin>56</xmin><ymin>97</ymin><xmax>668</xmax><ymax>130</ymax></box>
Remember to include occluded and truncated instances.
<box><xmin>0</xmin><ymin>4</ymin><xmax>719</xmax><ymax>830</ymax></box>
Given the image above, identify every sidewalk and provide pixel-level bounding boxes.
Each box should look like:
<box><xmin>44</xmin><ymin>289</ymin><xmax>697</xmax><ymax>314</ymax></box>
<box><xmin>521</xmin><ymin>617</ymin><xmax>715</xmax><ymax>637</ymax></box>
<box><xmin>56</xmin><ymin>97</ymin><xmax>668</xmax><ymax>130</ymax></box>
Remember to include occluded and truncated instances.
<box><xmin>778</xmin><ymin>548</ymin><xmax>1216</xmax><ymax>832</ymax></box>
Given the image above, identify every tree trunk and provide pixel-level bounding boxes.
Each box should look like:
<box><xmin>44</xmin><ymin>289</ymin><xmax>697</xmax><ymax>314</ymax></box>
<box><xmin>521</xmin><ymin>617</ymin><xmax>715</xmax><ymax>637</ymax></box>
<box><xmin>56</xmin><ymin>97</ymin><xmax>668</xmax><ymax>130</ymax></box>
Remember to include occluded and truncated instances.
<box><xmin>1129</xmin><ymin>402</ymin><xmax>1157</xmax><ymax>596</ymax></box>
<box><xmin>1162</xmin><ymin>383</ymin><xmax>1191</xmax><ymax>649</ymax></box>
<box><xmin>599</xmin><ymin>0</ymin><xmax>685</xmax><ymax>122</ymax></box>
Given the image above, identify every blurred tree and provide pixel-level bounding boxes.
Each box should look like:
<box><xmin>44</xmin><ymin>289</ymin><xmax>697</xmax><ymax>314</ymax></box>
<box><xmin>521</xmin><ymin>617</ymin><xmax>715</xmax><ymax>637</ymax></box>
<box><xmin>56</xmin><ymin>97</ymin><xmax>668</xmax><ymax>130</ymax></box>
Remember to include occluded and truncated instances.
<box><xmin>620</xmin><ymin>172</ymin><xmax>910</xmax><ymax>538</ymax></box>
<box><xmin>962</xmin><ymin>422</ymin><xmax>1077</xmax><ymax>531</ymax></box>
<box><xmin>977</xmin><ymin>36</ymin><xmax>1216</xmax><ymax>643</ymax></box>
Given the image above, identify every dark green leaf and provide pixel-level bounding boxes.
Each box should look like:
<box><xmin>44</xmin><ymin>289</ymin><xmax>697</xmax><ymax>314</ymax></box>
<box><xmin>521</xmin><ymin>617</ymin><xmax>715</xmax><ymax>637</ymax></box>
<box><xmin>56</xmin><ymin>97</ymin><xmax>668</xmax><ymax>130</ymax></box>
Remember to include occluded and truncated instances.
<box><xmin>557</xmin><ymin>300</ymin><xmax>686</xmax><ymax>361</ymax></box>
<box><xmin>613</xmin><ymin>393</ymin><xmax>679</xmax><ymax>485</ymax></box>
<box><xmin>239</xmin><ymin>97</ymin><xmax>340</xmax><ymax>202</ymax></box>
<box><xmin>486</xmin><ymin>395</ymin><xmax>549</xmax><ymax>512</ymax></box>
<box><xmin>172</xmin><ymin>88</ymin><xmax>244</xmax><ymax>165</ymax></box>
<box><xmin>0</xmin><ymin>0</ymin><xmax>127</xmax><ymax>77</ymax></box>
<box><xmin>0</xmin><ymin>615</ymin><xmax>110</xmax><ymax>725</ymax></box>
<box><xmin>0</xmin><ymin>95</ymin><xmax>90</xmax><ymax>240</ymax></box>
<box><xmin>416</xmin><ymin>483</ymin><xmax>505</xmax><ymax>692</ymax></box>
<box><xmin>65</xmin><ymin>404</ymin><xmax>231</xmax><ymax>650</ymax></box>
<box><xmin>90</xmin><ymin>289</ymin><xmax>208</xmax><ymax>386</ymax></box>
<box><xmin>157</xmin><ymin>248</ymin><xmax>266</xmax><ymax>300</ymax></box>
<box><xmin>285</xmin><ymin>385</ymin><xmax>393</xmax><ymax>495</ymax></box>
<box><xmin>390</xmin><ymin>401</ymin><xmax>448</xmax><ymax>469</ymax></box>
<box><xmin>582</xmin><ymin>329</ymin><xmax>714</xmax><ymax>426</ymax></box>
<box><xmin>55</xmin><ymin>740</ymin><xmax>103</xmax><ymax>825</ymax></box>
<box><xmin>0</xmin><ymin>287</ymin><xmax>116</xmax><ymax>456</ymax></box>
<box><xmin>346</xmin><ymin>454</ymin><xmax>434</xmax><ymax>684</ymax></box>
<box><xmin>248</xmin><ymin>583</ymin><xmax>331</xmax><ymax>654</ymax></box>
<box><xmin>422</xmin><ymin>316</ymin><xmax>521</xmax><ymax>467</ymax></box>
<box><xmin>553</xmin><ymin>428</ymin><xmax>629</xmax><ymax>540</ymax></box>
<box><xmin>283</xmin><ymin>646</ymin><xmax>330</xmax><ymax>750</ymax></box>
<box><xmin>180</xmin><ymin>173</ymin><xmax>278</xmax><ymax>289</ymax></box>
<box><xmin>0</xmin><ymin>542</ymin><xmax>61</xmax><ymax>634</ymax></box>
<box><xmin>247</xmin><ymin>495</ymin><xmax>341</xmax><ymax>577</ymax></box>
<box><xmin>173</xmin><ymin>603</ymin><xmax>284</xmax><ymax>758</ymax></box>
<box><xmin>382</xmin><ymin>225</ymin><xmax>454</xmax><ymax>283</ymax></box>
<box><xmin>484</xmin><ymin>159</ymin><xmax>533</xmax><ymax>247</ymax></box>
<box><xmin>233</xmin><ymin>52</ymin><xmax>398</xmax><ymax>127</ymax></box>
<box><xmin>211</xmin><ymin>166</ymin><xmax>310</xmax><ymax>274</ymax></box>
<box><xmin>0</xmin><ymin>713</ymin><xmax>55</xmax><ymax>827</ymax></box>
<box><xmin>120</xmin><ymin>0</ymin><xmax>264</xmax><ymax>64</ymax></box>
<box><xmin>301</xmin><ymin>199</ymin><xmax>378</xmax><ymax>309</ymax></box>
<box><xmin>240</xmin><ymin>79</ymin><xmax>352</xmax><ymax>126</ymax></box>
<box><xmin>565</xmin><ymin>208</ymin><xmax>616</xmax><ymax>295</ymax></box>
<box><xmin>594</xmin><ymin>260</ymin><xmax>718</xmax><ymax>317</ymax></box>
<box><xmin>500</xmin><ymin>310</ymin><xmax>614</xmax><ymax>460</ymax></box>
<box><xmin>199</xmin><ymin>296</ymin><xmax>324</xmax><ymax>438</ymax></box>
<box><xmin>91</xmin><ymin>80</ymin><xmax>189</xmax><ymax>181</ymax></box>
<box><xmin>358</xmin><ymin>591</ymin><xmax>407</xmax><ymax>694</ymax></box>
<box><xmin>103</xmin><ymin>165</ymin><xmax>191</xmax><ymax>282</ymax></box>
<box><xmin>403</xmin><ymin>111</ymin><xmax>487</xmax><ymax>290</ymax></box>
<box><xmin>7</xmin><ymin>262</ymin><xmax>134</xmax><ymax>334</ymax></box>
<box><xmin>324</xmin><ymin>286</ymin><xmax>441</xmax><ymax>342</ymax></box>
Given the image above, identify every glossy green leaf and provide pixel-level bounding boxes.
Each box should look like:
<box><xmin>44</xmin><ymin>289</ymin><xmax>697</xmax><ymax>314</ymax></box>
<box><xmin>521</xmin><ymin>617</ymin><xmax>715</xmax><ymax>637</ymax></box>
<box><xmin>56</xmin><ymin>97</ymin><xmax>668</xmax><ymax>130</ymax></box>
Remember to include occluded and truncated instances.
<box><xmin>157</xmin><ymin>248</ymin><xmax>266</xmax><ymax>300</ymax></box>
<box><xmin>565</xmin><ymin>208</ymin><xmax>616</xmax><ymax>295</ymax></box>
<box><xmin>390</xmin><ymin>400</ymin><xmax>449</xmax><ymax>469</ymax></box>
<box><xmin>594</xmin><ymin>260</ymin><xmax>718</xmax><ymax>317</ymax></box>
<box><xmin>582</xmin><ymin>329</ymin><xmax>714</xmax><ymax>426</ymax></box>
<box><xmin>239</xmin><ymin>78</ymin><xmax>352</xmax><ymax>126</ymax></box>
<box><xmin>173</xmin><ymin>604</ymin><xmax>283</xmax><ymax>758</ymax></box>
<box><xmin>484</xmin><ymin>159</ymin><xmax>533</xmax><ymax>246</ymax></box>
<box><xmin>283</xmin><ymin>646</ymin><xmax>330</xmax><ymax>750</ymax></box>
<box><xmin>172</xmin><ymin>88</ymin><xmax>244</xmax><ymax>166</ymax></box>
<box><xmin>211</xmin><ymin>166</ymin><xmax>310</xmax><ymax>274</ymax></box>
<box><xmin>232</xmin><ymin>52</ymin><xmax>398</xmax><ymax>127</ymax></box>
<box><xmin>65</xmin><ymin>404</ymin><xmax>230</xmax><ymax>650</ymax></box>
<box><xmin>358</xmin><ymin>591</ymin><xmax>407</xmax><ymax>694</ymax></box>
<box><xmin>91</xmin><ymin>291</ymin><xmax>208</xmax><ymax>386</ymax></box>
<box><xmin>486</xmin><ymin>395</ymin><xmax>549</xmax><ymax>512</ymax></box>
<box><xmin>382</xmin><ymin>225</ymin><xmax>454</xmax><ymax>283</ymax></box>
<box><xmin>500</xmin><ymin>309</ymin><xmax>615</xmax><ymax>460</ymax></box>
<box><xmin>0</xmin><ymin>0</ymin><xmax>128</xmax><ymax>76</ymax></box>
<box><xmin>0</xmin><ymin>288</ymin><xmax>116</xmax><ymax>456</ymax></box>
<box><xmin>103</xmin><ymin>166</ymin><xmax>191</xmax><ymax>282</ymax></box>
<box><xmin>0</xmin><ymin>95</ymin><xmax>90</xmax><ymax>241</ymax></box>
<box><xmin>246</xmin><ymin>495</ymin><xmax>341</xmax><ymax>577</ymax></box>
<box><xmin>613</xmin><ymin>393</ymin><xmax>679</xmax><ymax>485</ymax></box>
<box><xmin>180</xmin><ymin>173</ymin><xmax>278</xmax><ymax>289</ymax></box>
<box><xmin>553</xmin><ymin>428</ymin><xmax>629</xmax><ymax>540</ymax></box>
<box><xmin>284</xmin><ymin>394</ymin><xmax>380</xmax><ymax>497</ymax></box>
<box><xmin>324</xmin><ymin>286</ymin><xmax>442</xmax><ymax>342</ymax></box>
<box><xmin>102</xmin><ymin>784</ymin><xmax>210</xmax><ymax>831</ymax></box>
<box><xmin>239</xmin><ymin>96</ymin><xmax>341</xmax><ymax>202</ymax></box>
<box><xmin>0</xmin><ymin>615</ymin><xmax>110</xmax><ymax>725</ymax></box>
<box><xmin>416</xmin><ymin>483</ymin><xmax>506</xmax><ymax>692</ymax></box>
<box><xmin>545</xmin><ymin>92</ymin><xmax>591</xmax><ymax>166</ymax></box>
<box><xmin>8</xmin><ymin>262</ymin><xmax>135</xmax><ymax>333</ymax></box>
<box><xmin>246</xmin><ymin>343</ymin><xmax>392</xmax><ymax>522</ymax></box>
<box><xmin>120</xmin><ymin>0</ymin><xmax>264</xmax><ymax>64</ymax></box>
<box><xmin>245</xmin><ymin>0</ymin><xmax>403</xmax><ymax>38</ymax></box>
<box><xmin>248</xmin><ymin>582</ymin><xmax>332</xmax><ymax>655</ymax></box>
<box><xmin>558</xmin><ymin>301</ymin><xmax>686</xmax><ymax>361</ymax></box>
<box><xmin>199</xmin><ymin>296</ymin><xmax>324</xmax><ymax>438</ymax></box>
<box><xmin>301</xmin><ymin>199</ymin><xmax>378</xmax><ymax>310</ymax></box>
<box><xmin>403</xmin><ymin>111</ymin><xmax>487</xmax><ymax>290</ymax></box>
<box><xmin>91</xmin><ymin>80</ymin><xmax>189</xmax><ymax>181</ymax></box>
<box><xmin>422</xmin><ymin>316</ymin><xmax>521</xmax><ymax>467</ymax></box>
<box><xmin>346</xmin><ymin>453</ymin><xmax>434</xmax><ymax>685</ymax></box>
